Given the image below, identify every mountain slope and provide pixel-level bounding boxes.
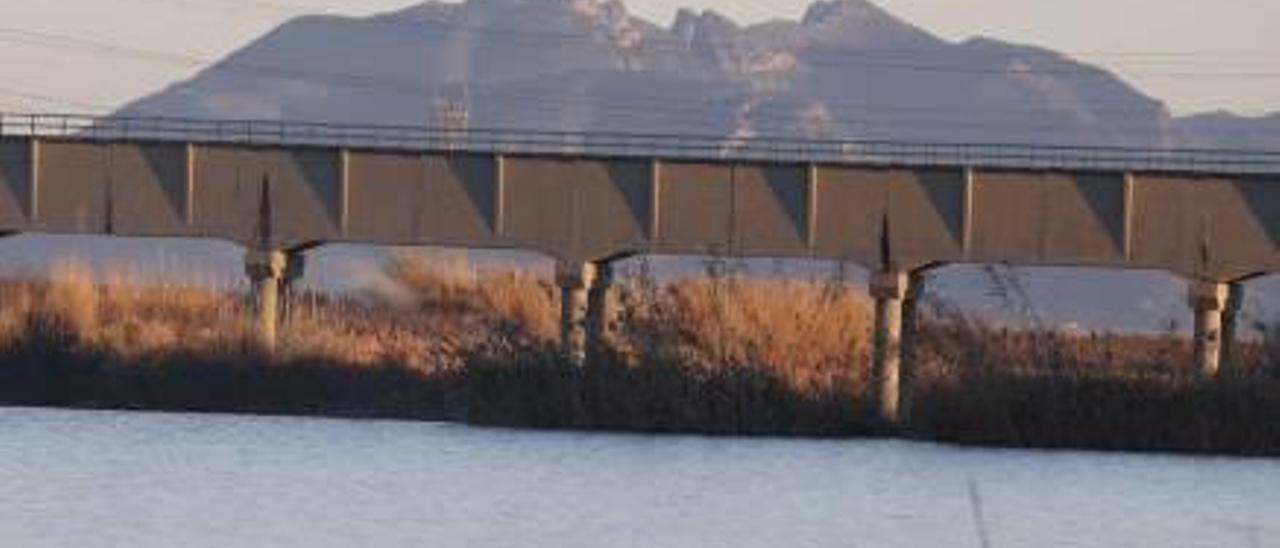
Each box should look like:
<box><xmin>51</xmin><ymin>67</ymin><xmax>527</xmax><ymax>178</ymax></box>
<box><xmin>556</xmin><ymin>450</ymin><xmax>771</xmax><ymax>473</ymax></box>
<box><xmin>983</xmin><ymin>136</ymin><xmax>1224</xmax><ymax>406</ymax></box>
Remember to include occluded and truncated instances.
<box><xmin>116</xmin><ymin>0</ymin><xmax>1261</xmax><ymax>149</ymax></box>
<box><xmin>78</xmin><ymin>0</ymin><xmax>1280</xmax><ymax>332</ymax></box>
<box><xmin>1174</xmin><ymin>112</ymin><xmax>1280</xmax><ymax>150</ymax></box>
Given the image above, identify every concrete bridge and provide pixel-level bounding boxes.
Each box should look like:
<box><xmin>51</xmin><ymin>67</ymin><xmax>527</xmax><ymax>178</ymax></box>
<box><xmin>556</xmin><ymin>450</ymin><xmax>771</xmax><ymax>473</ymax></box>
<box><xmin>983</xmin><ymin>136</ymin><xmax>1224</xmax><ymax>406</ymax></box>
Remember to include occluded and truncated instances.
<box><xmin>0</xmin><ymin>113</ymin><xmax>1276</xmax><ymax>425</ymax></box>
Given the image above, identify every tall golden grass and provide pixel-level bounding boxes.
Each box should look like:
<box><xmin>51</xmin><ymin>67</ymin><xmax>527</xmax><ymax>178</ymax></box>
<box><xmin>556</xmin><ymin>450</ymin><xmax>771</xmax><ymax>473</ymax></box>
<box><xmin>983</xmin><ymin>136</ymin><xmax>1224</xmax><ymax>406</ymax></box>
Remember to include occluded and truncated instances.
<box><xmin>377</xmin><ymin>251</ymin><xmax>874</xmax><ymax>392</ymax></box>
<box><xmin>0</xmin><ymin>253</ymin><xmax>1275</xmax><ymax>453</ymax></box>
<box><xmin>379</xmin><ymin>250</ymin><xmax>559</xmax><ymax>340</ymax></box>
<box><xmin>0</xmin><ymin>261</ymin><xmax>237</xmax><ymax>356</ymax></box>
<box><xmin>623</xmin><ymin>276</ymin><xmax>871</xmax><ymax>383</ymax></box>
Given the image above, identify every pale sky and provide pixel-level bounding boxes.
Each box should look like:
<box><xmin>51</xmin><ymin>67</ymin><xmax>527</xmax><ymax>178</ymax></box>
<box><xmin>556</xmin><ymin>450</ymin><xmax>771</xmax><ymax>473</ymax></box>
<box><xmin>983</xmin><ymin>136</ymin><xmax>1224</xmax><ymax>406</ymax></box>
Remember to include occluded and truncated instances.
<box><xmin>3</xmin><ymin>0</ymin><xmax>1279</xmax><ymax>116</ymax></box>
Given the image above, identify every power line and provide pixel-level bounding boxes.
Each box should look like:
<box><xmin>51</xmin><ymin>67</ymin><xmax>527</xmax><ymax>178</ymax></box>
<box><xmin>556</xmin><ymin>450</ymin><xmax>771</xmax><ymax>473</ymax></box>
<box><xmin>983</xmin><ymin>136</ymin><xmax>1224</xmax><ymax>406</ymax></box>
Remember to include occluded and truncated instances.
<box><xmin>0</xmin><ymin>25</ymin><xmax>1187</xmax><ymax>119</ymax></box>
<box><xmin>137</xmin><ymin>0</ymin><xmax>1280</xmax><ymax>58</ymax></box>
<box><xmin>456</xmin><ymin>89</ymin><xmax>1275</xmax><ymax>138</ymax></box>
<box><xmin>87</xmin><ymin>0</ymin><xmax>1280</xmax><ymax>77</ymax></box>
<box><xmin>0</xmin><ymin>79</ymin><xmax>1188</xmax><ymax>142</ymax></box>
<box><xmin>5</xmin><ymin>83</ymin><xmax>1273</xmax><ymax>145</ymax></box>
<box><xmin>0</xmin><ymin>86</ymin><xmax>126</xmax><ymax>113</ymax></box>
<box><xmin>3</xmin><ymin>26</ymin><xmax>1277</xmax><ymax>140</ymax></box>
<box><xmin>6</xmin><ymin>18</ymin><xmax>1280</xmax><ymax>141</ymax></box>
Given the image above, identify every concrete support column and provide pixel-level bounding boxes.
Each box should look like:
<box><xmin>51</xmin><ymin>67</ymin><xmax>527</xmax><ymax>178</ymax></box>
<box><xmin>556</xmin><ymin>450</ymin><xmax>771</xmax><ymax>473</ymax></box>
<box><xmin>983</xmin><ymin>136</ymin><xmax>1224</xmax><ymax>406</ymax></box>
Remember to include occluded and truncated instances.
<box><xmin>870</xmin><ymin>270</ymin><xmax>910</xmax><ymax>426</ymax></box>
<box><xmin>1221</xmin><ymin>281</ymin><xmax>1246</xmax><ymax>375</ymax></box>
<box><xmin>280</xmin><ymin>252</ymin><xmax>307</xmax><ymax>325</ymax></box>
<box><xmin>585</xmin><ymin>261</ymin><xmax>618</xmax><ymax>363</ymax></box>
<box><xmin>245</xmin><ymin>249</ymin><xmax>286</xmax><ymax>353</ymax></box>
<box><xmin>557</xmin><ymin>261</ymin><xmax>597</xmax><ymax>366</ymax></box>
<box><xmin>898</xmin><ymin>270</ymin><xmax>926</xmax><ymax>426</ymax></box>
<box><xmin>1188</xmin><ymin>280</ymin><xmax>1228</xmax><ymax>377</ymax></box>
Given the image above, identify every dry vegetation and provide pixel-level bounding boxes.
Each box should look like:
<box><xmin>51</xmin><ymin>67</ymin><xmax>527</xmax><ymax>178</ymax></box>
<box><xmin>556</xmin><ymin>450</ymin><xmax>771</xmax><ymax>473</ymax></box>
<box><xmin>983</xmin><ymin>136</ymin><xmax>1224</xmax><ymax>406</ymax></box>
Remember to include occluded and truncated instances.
<box><xmin>0</xmin><ymin>252</ymin><xmax>1276</xmax><ymax>454</ymax></box>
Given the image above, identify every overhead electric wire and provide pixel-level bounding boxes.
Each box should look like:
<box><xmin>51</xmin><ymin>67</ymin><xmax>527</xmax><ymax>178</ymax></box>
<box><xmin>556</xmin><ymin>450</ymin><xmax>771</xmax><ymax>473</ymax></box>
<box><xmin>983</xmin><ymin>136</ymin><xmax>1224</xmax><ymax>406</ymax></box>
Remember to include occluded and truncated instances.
<box><xmin>4</xmin><ymin>29</ymin><xmax>1279</xmax><ymax>140</ymax></box>
<box><xmin>0</xmin><ymin>86</ymin><xmax>128</xmax><ymax>113</ymax></box>
<box><xmin>0</xmin><ymin>25</ymin><xmax>1187</xmax><ymax>118</ymax></box>
<box><xmin>136</xmin><ymin>0</ymin><xmax>1280</xmax><ymax>59</ymax></box>
<box><xmin>3</xmin><ymin>18</ymin><xmax>1277</xmax><ymax>140</ymax></box>
<box><xmin>107</xmin><ymin>0</ymin><xmax>1280</xmax><ymax>78</ymax></box>
<box><xmin>3</xmin><ymin>89</ymin><xmax>1277</xmax><ymax>162</ymax></box>
<box><xmin>2</xmin><ymin>84</ymin><xmax>1258</xmax><ymax>143</ymax></box>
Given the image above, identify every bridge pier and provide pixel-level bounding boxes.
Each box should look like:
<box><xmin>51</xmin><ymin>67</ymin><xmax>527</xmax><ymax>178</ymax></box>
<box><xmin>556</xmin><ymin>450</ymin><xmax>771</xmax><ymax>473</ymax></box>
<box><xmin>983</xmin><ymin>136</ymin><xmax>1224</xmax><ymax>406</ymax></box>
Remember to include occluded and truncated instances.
<box><xmin>871</xmin><ymin>270</ymin><xmax>915</xmax><ymax>427</ymax></box>
<box><xmin>1221</xmin><ymin>281</ymin><xmax>1246</xmax><ymax>375</ymax></box>
<box><xmin>585</xmin><ymin>261</ymin><xmax>619</xmax><ymax>364</ymax></box>
<box><xmin>556</xmin><ymin>260</ymin><xmax>620</xmax><ymax>366</ymax></box>
<box><xmin>1188</xmin><ymin>280</ymin><xmax>1229</xmax><ymax>377</ymax></box>
<box><xmin>280</xmin><ymin>252</ymin><xmax>306</xmax><ymax>325</ymax></box>
<box><xmin>245</xmin><ymin>249</ymin><xmax>287</xmax><ymax>352</ymax></box>
<box><xmin>557</xmin><ymin>262</ymin><xmax>596</xmax><ymax>366</ymax></box>
<box><xmin>898</xmin><ymin>270</ymin><xmax>925</xmax><ymax>427</ymax></box>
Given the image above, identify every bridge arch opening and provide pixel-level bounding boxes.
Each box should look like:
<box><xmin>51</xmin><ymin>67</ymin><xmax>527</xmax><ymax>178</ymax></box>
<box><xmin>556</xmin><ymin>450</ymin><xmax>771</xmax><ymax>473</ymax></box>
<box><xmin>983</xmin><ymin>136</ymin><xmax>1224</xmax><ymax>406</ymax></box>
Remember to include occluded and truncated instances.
<box><xmin>915</xmin><ymin>264</ymin><xmax>1280</xmax><ymax>375</ymax></box>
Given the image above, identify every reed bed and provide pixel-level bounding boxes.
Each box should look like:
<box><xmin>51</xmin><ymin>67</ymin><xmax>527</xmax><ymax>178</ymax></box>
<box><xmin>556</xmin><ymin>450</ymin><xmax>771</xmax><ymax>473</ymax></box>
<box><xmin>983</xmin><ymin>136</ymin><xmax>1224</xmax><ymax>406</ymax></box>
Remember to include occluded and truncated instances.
<box><xmin>0</xmin><ymin>253</ymin><xmax>1275</xmax><ymax>454</ymax></box>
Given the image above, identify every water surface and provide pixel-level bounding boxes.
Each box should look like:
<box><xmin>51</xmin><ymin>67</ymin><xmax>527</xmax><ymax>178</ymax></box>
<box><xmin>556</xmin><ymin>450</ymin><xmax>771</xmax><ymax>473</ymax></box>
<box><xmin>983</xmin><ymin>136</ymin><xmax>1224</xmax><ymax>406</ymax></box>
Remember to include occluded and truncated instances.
<box><xmin>1</xmin><ymin>407</ymin><xmax>1277</xmax><ymax>547</ymax></box>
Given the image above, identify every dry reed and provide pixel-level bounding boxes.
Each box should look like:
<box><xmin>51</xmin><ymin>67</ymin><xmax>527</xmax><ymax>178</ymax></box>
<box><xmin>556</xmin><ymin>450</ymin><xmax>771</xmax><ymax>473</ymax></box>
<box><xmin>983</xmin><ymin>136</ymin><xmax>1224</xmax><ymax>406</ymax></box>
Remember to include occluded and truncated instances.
<box><xmin>0</xmin><ymin>253</ymin><xmax>1274</xmax><ymax>454</ymax></box>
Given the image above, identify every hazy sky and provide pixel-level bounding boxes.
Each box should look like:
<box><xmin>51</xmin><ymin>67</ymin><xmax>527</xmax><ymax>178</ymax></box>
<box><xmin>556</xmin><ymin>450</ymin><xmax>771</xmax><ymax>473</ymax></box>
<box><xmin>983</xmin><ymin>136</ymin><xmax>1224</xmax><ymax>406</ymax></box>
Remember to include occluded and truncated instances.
<box><xmin>3</xmin><ymin>0</ymin><xmax>1279</xmax><ymax>116</ymax></box>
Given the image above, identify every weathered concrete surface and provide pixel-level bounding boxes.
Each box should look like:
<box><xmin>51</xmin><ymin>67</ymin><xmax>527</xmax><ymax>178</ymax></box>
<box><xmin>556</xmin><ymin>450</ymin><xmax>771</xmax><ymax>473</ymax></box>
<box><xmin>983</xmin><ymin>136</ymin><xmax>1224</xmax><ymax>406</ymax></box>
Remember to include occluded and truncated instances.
<box><xmin>654</xmin><ymin>162</ymin><xmax>733</xmax><ymax>255</ymax></box>
<box><xmin>556</xmin><ymin>261</ymin><xmax>595</xmax><ymax>366</ymax></box>
<box><xmin>191</xmin><ymin>145</ymin><xmax>341</xmax><ymax>248</ymax></box>
<box><xmin>813</xmin><ymin>167</ymin><xmax>966</xmax><ymax>269</ymax></box>
<box><xmin>1130</xmin><ymin>175</ymin><xmax>1279</xmax><ymax>280</ymax></box>
<box><xmin>871</xmin><ymin>270</ymin><xmax>909</xmax><ymax>425</ymax></box>
<box><xmin>0</xmin><ymin>139</ymin><xmax>33</xmax><ymax>230</ymax></box>
<box><xmin>729</xmin><ymin>165</ymin><xmax>810</xmax><ymax>256</ymax></box>
<box><xmin>585</xmin><ymin>260</ymin><xmax>619</xmax><ymax>364</ymax></box>
<box><xmin>107</xmin><ymin>143</ymin><xmax>190</xmax><ymax>237</ymax></box>
<box><xmin>244</xmin><ymin>248</ymin><xmax>287</xmax><ymax>352</ymax></box>
<box><xmin>34</xmin><ymin>141</ymin><xmax>109</xmax><ymax>234</ymax></box>
<box><xmin>1222</xmin><ymin>281</ymin><xmax>1246</xmax><ymax>374</ymax></box>
<box><xmin>969</xmin><ymin>171</ymin><xmax>1127</xmax><ymax>266</ymax></box>
<box><xmin>502</xmin><ymin>156</ymin><xmax>649</xmax><ymax>261</ymax></box>
<box><xmin>280</xmin><ymin>251</ymin><xmax>307</xmax><ymax>325</ymax></box>
<box><xmin>1188</xmin><ymin>280</ymin><xmax>1229</xmax><ymax>376</ymax></box>
<box><xmin>4</xmin><ymin>137</ymin><xmax>1271</xmax><ymax>283</ymax></box>
<box><xmin>344</xmin><ymin>151</ymin><xmax>499</xmax><ymax>247</ymax></box>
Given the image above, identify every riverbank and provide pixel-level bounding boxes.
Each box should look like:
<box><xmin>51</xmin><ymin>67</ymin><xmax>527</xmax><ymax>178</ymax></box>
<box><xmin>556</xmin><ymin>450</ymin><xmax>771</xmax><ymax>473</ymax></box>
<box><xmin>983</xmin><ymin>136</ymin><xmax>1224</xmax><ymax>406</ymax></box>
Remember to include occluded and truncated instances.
<box><xmin>0</xmin><ymin>255</ymin><xmax>1276</xmax><ymax>455</ymax></box>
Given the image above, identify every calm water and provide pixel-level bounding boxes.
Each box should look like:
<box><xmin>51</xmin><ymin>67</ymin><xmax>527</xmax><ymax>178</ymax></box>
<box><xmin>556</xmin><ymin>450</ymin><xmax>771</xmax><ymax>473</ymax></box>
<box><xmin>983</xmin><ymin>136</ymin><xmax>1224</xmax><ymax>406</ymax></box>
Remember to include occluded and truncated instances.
<box><xmin>1</xmin><ymin>407</ymin><xmax>1277</xmax><ymax>548</ymax></box>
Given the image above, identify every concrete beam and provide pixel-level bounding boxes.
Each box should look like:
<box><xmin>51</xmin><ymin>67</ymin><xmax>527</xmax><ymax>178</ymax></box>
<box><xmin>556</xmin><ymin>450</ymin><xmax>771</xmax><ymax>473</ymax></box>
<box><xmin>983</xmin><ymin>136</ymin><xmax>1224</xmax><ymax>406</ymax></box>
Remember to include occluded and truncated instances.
<box><xmin>1188</xmin><ymin>280</ymin><xmax>1229</xmax><ymax>377</ymax></box>
<box><xmin>2</xmin><ymin>136</ymin><xmax>1275</xmax><ymax>279</ymax></box>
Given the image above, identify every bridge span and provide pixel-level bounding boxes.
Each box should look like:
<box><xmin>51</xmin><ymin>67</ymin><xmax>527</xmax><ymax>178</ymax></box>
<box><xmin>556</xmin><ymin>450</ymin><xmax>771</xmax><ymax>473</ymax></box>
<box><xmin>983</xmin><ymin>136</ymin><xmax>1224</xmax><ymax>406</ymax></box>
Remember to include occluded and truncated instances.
<box><xmin>0</xmin><ymin>113</ymin><xmax>1276</xmax><ymax>425</ymax></box>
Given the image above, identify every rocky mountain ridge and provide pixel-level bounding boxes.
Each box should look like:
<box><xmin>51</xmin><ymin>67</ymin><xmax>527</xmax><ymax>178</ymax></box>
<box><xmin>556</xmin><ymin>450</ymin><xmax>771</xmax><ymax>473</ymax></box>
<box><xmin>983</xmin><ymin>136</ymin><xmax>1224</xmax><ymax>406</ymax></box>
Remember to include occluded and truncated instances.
<box><xmin>115</xmin><ymin>0</ymin><xmax>1279</xmax><ymax>150</ymax></box>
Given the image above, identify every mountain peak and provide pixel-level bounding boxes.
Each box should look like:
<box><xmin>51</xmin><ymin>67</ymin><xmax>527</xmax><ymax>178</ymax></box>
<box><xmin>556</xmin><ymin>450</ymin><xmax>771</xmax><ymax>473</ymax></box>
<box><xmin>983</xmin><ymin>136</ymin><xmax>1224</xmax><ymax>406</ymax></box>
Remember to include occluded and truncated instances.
<box><xmin>799</xmin><ymin>0</ymin><xmax>940</xmax><ymax>48</ymax></box>
<box><xmin>377</xmin><ymin>1</ymin><xmax>459</xmax><ymax>23</ymax></box>
<box><xmin>113</xmin><ymin>0</ymin><xmax>1276</xmax><ymax>150</ymax></box>
<box><xmin>672</xmin><ymin>8</ymin><xmax>742</xmax><ymax>45</ymax></box>
<box><xmin>802</xmin><ymin>0</ymin><xmax>893</xmax><ymax>27</ymax></box>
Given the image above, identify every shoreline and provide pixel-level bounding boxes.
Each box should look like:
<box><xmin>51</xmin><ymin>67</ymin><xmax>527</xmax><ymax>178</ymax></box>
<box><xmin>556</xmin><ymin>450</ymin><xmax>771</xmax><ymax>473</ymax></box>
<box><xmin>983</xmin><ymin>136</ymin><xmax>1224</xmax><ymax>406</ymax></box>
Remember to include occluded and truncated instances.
<box><xmin>1</xmin><ymin>339</ymin><xmax>1276</xmax><ymax>457</ymax></box>
<box><xmin>3</xmin><ymin>399</ymin><xmax>1277</xmax><ymax>460</ymax></box>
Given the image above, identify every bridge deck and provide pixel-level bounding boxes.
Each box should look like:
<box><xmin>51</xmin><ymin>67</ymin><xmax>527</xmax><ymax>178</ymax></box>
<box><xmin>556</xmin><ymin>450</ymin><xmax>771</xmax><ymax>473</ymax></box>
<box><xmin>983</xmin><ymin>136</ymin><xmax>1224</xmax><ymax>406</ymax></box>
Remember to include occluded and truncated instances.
<box><xmin>0</xmin><ymin>113</ymin><xmax>1274</xmax><ymax>281</ymax></box>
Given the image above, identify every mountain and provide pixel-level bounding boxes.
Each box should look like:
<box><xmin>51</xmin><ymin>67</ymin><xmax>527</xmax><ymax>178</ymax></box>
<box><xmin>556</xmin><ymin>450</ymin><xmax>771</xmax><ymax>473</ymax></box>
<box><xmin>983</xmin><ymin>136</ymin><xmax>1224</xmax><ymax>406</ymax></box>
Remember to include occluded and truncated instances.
<box><xmin>115</xmin><ymin>0</ymin><xmax>1277</xmax><ymax>150</ymax></box>
<box><xmin>1174</xmin><ymin>112</ymin><xmax>1280</xmax><ymax>150</ymax></box>
<box><xmin>102</xmin><ymin>0</ymin><xmax>1278</xmax><ymax>332</ymax></box>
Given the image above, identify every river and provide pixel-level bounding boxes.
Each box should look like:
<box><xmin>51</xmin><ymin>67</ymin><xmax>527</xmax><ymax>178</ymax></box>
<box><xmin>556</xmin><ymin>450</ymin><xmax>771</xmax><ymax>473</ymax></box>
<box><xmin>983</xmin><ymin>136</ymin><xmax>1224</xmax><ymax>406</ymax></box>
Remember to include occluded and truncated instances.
<box><xmin>1</xmin><ymin>407</ymin><xmax>1276</xmax><ymax>547</ymax></box>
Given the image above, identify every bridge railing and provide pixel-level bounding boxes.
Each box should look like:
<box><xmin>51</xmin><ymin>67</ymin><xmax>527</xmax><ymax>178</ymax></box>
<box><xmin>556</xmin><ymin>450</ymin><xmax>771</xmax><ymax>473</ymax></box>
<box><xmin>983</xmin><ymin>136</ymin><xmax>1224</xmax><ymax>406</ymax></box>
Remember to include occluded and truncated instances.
<box><xmin>1</xmin><ymin>112</ymin><xmax>1279</xmax><ymax>175</ymax></box>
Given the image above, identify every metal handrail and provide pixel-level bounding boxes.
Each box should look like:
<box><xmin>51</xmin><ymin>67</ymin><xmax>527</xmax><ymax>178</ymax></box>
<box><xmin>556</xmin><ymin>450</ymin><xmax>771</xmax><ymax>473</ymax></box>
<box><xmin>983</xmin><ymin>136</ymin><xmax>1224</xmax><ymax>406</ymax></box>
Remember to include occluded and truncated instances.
<box><xmin>1</xmin><ymin>112</ymin><xmax>1278</xmax><ymax>175</ymax></box>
